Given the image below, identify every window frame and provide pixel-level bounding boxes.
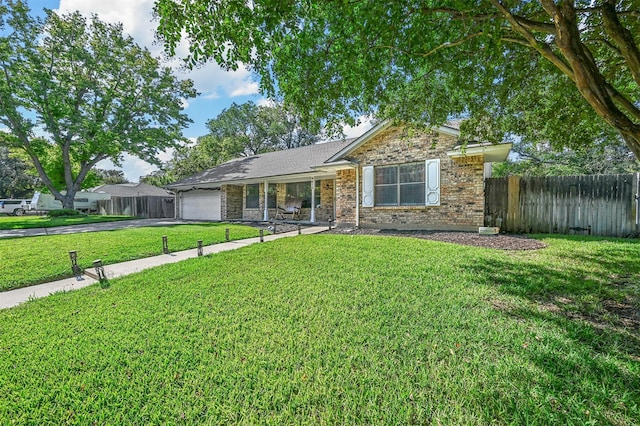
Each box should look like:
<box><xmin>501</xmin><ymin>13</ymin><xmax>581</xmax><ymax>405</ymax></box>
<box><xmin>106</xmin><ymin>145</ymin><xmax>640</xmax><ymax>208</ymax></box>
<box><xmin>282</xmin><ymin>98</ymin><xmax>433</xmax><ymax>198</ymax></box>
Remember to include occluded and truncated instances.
<box><xmin>374</xmin><ymin>162</ymin><xmax>426</xmax><ymax>207</ymax></box>
<box><xmin>245</xmin><ymin>183</ymin><xmax>260</xmax><ymax>209</ymax></box>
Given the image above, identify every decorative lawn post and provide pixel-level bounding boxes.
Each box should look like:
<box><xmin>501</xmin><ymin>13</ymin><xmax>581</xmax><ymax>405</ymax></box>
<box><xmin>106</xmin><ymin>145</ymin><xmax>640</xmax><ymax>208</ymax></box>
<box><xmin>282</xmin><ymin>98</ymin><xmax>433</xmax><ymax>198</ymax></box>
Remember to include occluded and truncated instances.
<box><xmin>259</xmin><ymin>229</ymin><xmax>264</xmax><ymax>242</ymax></box>
<box><xmin>197</xmin><ymin>240</ymin><xmax>203</xmax><ymax>256</ymax></box>
<box><xmin>328</xmin><ymin>216</ymin><xmax>333</xmax><ymax>230</ymax></box>
<box><xmin>273</xmin><ymin>223</ymin><xmax>277</xmax><ymax>234</ymax></box>
<box><xmin>69</xmin><ymin>250</ymin><xmax>82</xmax><ymax>278</ymax></box>
<box><xmin>225</xmin><ymin>228</ymin><xmax>230</xmax><ymax>241</ymax></box>
<box><xmin>298</xmin><ymin>224</ymin><xmax>301</xmax><ymax>235</ymax></box>
<box><xmin>162</xmin><ymin>235</ymin><xmax>168</xmax><ymax>254</ymax></box>
<box><xmin>92</xmin><ymin>259</ymin><xmax>108</xmax><ymax>287</ymax></box>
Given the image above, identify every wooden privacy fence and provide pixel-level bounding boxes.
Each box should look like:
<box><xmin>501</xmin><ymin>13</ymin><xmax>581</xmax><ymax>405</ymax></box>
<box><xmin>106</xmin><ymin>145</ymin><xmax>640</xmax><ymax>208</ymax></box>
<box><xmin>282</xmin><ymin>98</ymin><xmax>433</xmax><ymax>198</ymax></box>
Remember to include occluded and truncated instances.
<box><xmin>97</xmin><ymin>196</ymin><xmax>175</xmax><ymax>218</ymax></box>
<box><xmin>485</xmin><ymin>174</ymin><xmax>639</xmax><ymax>237</ymax></box>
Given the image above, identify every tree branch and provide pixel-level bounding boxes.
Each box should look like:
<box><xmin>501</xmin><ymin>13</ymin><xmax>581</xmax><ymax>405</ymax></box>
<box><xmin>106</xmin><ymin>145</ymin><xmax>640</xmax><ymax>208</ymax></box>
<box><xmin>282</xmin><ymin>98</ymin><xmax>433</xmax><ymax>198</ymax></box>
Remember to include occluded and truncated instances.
<box><xmin>490</xmin><ymin>0</ymin><xmax>575</xmax><ymax>81</ymax></box>
<box><xmin>601</xmin><ymin>0</ymin><xmax>640</xmax><ymax>87</ymax></box>
<box><xmin>417</xmin><ymin>32</ymin><xmax>485</xmax><ymax>58</ymax></box>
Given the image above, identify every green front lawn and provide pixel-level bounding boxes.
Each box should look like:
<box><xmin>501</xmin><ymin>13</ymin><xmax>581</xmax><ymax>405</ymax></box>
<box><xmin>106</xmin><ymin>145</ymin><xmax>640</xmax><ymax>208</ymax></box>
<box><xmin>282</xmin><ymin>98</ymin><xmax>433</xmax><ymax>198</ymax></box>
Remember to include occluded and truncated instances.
<box><xmin>0</xmin><ymin>234</ymin><xmax>638</xmax><ymax>424</ymax></box>
<box><xmin>0</xmin><ymin>214</ymin><xmax>135</xmax><ymax>230</ymax></box>
<box><xmin>0</xmin><ymin>224</ymin><xmax>263</xmax><ymax>291</ymax></box>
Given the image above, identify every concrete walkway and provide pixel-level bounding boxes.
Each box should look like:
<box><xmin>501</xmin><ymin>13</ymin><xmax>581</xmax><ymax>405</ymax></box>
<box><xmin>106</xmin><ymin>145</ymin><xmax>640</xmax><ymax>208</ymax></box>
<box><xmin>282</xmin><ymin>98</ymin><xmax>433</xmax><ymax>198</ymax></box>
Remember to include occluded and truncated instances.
<box><xmin>0</xmin><ymin>226</ymin><xmax>326</xmax><ymax>309</ymax></box>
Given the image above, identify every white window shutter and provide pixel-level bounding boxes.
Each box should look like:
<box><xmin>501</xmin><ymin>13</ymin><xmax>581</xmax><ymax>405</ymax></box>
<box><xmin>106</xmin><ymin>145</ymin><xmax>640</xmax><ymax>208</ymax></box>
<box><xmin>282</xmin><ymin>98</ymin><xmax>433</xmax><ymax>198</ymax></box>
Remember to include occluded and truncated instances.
<box><xmin>425</xmin><ymin>159</ymin><xmax>440</xmax><ymax>206</ymax></box>
<box><xmin>362</xmin><ymin>166</ymin><xmax>374</xmax><ymax>207</ymax></box>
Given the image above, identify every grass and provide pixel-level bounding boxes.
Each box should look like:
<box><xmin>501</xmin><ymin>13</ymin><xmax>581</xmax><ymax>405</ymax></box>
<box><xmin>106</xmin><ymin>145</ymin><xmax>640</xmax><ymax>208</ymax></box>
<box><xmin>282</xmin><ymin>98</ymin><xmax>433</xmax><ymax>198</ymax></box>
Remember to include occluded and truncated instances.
<box><xmin>0</xmin><ymin>214</ymin><xmax>135</xmax><ymax>230</ymax></box>
<box><xmin>0</xmin><ymin>223</ymin><xmax>263</xmax><ymax>291</ymax></box>
<box><xmin>0</xmin><ymin>234</ymin><xmax>638</xmax><ymax>424</ymax></box>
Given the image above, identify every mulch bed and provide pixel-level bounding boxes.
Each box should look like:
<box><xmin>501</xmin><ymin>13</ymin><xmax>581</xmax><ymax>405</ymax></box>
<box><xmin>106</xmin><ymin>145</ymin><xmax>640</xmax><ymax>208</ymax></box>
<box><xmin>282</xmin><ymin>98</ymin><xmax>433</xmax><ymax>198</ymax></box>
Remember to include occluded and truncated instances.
<box><xmin>235</xmin><ymin>221</ymin><xmax>547</xmax><ymax>250</ymax></box>
<box><xmin>323</xmin><ymin>228</ymin><xmax>547</xmax><ymax>250</ymax></box>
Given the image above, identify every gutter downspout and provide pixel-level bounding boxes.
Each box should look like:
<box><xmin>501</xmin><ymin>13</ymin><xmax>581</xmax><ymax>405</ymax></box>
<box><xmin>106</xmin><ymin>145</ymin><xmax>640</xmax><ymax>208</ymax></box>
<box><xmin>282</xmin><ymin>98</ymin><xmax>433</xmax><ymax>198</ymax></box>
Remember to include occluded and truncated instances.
<box><xmin>355</xmin><ymin>166</ymin><xmax>360</xmax><ymax>228</ymax></box>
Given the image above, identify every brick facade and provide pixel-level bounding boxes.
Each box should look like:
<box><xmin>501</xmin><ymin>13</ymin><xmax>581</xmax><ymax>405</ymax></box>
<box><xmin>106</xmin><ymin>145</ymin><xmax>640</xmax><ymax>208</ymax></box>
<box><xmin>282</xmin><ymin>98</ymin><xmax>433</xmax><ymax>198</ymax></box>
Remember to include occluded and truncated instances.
<box><xmin>335</xmin><ymin>127</ymin><xmax>485</xmax><ymax>230</ymax></box>
<box><xmin>221</xmin><ymin>185</ymin><xmax>243</xmax><ymax>220</ymax></box>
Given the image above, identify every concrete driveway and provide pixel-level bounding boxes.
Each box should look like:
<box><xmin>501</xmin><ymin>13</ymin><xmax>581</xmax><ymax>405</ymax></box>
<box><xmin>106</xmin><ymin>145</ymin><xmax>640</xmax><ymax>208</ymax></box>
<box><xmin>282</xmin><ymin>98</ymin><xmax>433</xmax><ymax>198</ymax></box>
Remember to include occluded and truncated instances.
<box><xmin>0</xmin><ymin>218</ymin><xmax>199</xmax><ymax>239</ymax></box>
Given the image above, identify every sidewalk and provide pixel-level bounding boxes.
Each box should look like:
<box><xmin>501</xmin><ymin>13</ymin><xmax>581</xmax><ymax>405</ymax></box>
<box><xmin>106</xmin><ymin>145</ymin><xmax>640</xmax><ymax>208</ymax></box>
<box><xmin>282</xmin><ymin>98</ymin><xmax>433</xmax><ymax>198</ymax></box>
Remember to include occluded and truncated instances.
<box><xmin>0</xmin><ymin>226</ymin><xmax>326</xmax><ymax>309</ymax></box>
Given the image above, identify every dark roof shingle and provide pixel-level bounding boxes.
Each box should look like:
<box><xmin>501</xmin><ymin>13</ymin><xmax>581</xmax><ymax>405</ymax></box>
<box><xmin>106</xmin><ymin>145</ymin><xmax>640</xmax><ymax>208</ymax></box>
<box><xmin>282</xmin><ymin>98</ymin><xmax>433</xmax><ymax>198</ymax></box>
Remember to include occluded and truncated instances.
<box><xmin>167</xmin><ymin>140</ymin><xmax>352</xmax><ymax>188</ymax></box>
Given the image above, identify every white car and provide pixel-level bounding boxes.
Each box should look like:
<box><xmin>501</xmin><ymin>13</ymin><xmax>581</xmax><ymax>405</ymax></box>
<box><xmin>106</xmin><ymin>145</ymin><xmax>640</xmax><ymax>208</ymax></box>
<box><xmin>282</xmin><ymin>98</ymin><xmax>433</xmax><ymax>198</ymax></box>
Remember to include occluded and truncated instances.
<box><xmin>0</xmin><ymin>199</ymin><xmax>30</xmax><ymax>216</ymax></box>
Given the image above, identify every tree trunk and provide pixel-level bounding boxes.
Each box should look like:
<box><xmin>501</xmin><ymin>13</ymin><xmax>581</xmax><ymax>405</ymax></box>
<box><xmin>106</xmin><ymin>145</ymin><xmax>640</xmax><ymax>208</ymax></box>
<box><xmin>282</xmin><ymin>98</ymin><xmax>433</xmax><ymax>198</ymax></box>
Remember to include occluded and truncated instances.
<box><xmin>620</xmin><ymin>130</ymin><xmax>640</xmax><ymax>162</ymax></box>
<box><xmin>61</xmin><ymin>191</ymin><xmax>76</xmax><ymax>209</ymax></box>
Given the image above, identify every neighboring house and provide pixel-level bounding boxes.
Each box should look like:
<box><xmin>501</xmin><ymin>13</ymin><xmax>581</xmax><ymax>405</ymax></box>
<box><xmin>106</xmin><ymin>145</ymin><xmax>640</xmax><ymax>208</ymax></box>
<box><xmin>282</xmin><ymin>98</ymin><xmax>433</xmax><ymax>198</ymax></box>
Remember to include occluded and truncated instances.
<box><xmin>166</xmin><ymin>121</ymin><xmax>512</xmax><ymax>230</ymax></box>
<box><xmin>92</xmin><ymin>183</ymin><xmax>175</xmax><ymax>218</ymax></box>
<box><xmin>91</xmin><ymin>182</ymin><xmax>172</xmax><ymax>197</ymax></box>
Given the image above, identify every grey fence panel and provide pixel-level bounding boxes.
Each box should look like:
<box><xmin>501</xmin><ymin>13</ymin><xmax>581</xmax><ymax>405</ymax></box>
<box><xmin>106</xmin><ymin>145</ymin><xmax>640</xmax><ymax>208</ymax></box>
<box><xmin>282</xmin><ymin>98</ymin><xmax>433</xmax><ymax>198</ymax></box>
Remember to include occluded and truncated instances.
<box><xmin>97</xmin><ymin>196</ymin><xmax>175</xmax><ymax>218</ymax></box>
<box><xmin>485</xmin><ymin>174</ymin><xmax>638</xmax><ymax>237</ymax></box>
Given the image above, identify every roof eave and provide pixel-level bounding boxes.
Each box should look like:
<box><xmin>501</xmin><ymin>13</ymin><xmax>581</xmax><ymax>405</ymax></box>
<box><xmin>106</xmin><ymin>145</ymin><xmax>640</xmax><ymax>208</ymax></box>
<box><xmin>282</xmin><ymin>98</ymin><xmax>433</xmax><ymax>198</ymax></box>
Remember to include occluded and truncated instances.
<box><xmin>446</xmin><ymin>142</ymin><xmax>512</xmax><ymax>163</ymax></box>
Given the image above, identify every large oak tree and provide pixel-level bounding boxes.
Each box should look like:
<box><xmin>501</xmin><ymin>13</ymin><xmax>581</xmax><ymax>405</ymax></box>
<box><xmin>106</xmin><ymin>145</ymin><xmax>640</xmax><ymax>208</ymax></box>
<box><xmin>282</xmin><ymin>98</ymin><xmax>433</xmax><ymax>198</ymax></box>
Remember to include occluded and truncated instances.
<box><xmin>154</xmin><ymin>0</ymin><xmax>640</xmax><ymax>160</ymax></box>
<box><xmin>0</xmin><ymin>1</ymin><xmax>196</xmax><ymax>208</ymax></box>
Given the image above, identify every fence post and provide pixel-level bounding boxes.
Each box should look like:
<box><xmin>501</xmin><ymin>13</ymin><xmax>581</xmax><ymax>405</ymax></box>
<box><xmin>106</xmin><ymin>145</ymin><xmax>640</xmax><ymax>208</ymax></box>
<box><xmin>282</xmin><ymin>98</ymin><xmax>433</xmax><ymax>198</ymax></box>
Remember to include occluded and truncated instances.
<box><xmin>162</xmin><ymin>235</ymin><xmax>169</xmax><ymax>254</ymax></box>
<box><xmin>197</xmin><ymin>240</ymin><xmax>203</xmax><ymax>256</ymax></box>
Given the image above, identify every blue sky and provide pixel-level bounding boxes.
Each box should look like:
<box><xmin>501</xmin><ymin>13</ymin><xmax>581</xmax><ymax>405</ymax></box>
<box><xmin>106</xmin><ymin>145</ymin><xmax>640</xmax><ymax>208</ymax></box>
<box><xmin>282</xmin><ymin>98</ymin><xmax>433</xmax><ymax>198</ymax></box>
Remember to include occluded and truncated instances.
<box><xmin>19</xmin><ymin>0</ymin><xmax>372</xmax><ymax>182</ymax></box>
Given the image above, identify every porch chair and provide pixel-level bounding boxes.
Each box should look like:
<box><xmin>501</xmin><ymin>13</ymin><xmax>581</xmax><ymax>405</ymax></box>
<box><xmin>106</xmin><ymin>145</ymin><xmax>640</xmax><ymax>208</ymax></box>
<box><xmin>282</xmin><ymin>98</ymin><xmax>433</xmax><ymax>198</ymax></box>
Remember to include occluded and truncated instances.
<box><xmin>276</xmin><ymin>203</ymin><xmax>302</xmax><ymax>220</ymax></box>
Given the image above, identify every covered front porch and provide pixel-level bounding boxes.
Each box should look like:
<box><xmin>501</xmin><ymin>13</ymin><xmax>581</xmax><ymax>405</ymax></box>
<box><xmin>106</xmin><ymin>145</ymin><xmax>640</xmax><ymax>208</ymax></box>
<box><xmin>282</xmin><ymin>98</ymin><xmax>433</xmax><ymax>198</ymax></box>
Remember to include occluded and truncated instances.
<box><xmin>226</xmin><ymin>175</ymin><xmax>337</xmax><ymax>224</ymax></box>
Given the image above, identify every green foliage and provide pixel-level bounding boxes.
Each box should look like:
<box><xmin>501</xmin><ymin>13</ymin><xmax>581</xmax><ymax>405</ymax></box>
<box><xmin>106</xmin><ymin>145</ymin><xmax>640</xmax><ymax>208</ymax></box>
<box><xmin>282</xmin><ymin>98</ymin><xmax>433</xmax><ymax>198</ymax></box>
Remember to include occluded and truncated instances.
<box><xmin>0</xmin><ymin>223</ymin><xmax>262</xmax><ymax>291</ymax></box>
<box><xmin>0</xmin><ymin>146</ymin><xmax>39</xmax><ymax>198</ymax></box>
<box><xmin>154</xmin><ymin>1</ymin><xmax>640</xmax><ymax>157</ymax></box>
<box><xmin>94</xmin><ymin>169</ymin><xmax>129</xmax><ymax>185</ymax></box>
<box><xmin>146</xmin><ymin>101</ymin><xmax>319</xmax><ymax>183</ymax></box>
<box><xmin>0</xmin><ymin>234</ymin><xmax>638</xmax><ymax>423</ymax></box>
<box><xmin>493</xmin><ymin>138</ymin><xmax>640</xmax><ymax>177</ymax></box>
<box><xmin>46</xmin><ymin>209</ymin><xmax>84</xmax><ymax>218</ymax></box>
<box><xmin>0</xmin><ymin>1</ymin><xmax>196</xmax><ymax>208</ymax></box>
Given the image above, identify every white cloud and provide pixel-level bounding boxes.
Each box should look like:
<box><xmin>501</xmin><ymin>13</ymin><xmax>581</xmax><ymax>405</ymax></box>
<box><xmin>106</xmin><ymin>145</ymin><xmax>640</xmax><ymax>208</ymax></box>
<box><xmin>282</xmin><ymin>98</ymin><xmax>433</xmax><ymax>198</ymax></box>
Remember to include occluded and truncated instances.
<box><xmin>342</xmin><ymin>116</ymin><xmax>375</xmax><ymax>139</ymax></box>
<box><xmin>56</xmin><ymin>0</ymin><xmax>260</xmax><ymax>100</ymax></box>
<box><xmin>230</xmin><ymin>81</ymin><xmax>260</xmax><ymax>97</ymax></box>
<box><xmin>255</xmin><ymin>97</ymin><xmax>273</xmax><ymax>107</ymax></box>
<box><xmin>57</xmin><ymin>0</ymin><xmax>156</xmax><ymax>48</ymax></box>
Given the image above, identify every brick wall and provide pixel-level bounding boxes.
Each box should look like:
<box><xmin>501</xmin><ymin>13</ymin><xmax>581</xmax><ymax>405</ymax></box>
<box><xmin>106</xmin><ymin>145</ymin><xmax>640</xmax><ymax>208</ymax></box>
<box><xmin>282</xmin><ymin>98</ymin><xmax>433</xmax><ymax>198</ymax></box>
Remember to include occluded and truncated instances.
<box><xmin>336</xmin><ymin>169</ymin><xmax>357</xmax><ymax>226</ymax></box>
<box><xmin>335</xmin><ymin>127</ymin><xmax>485</xmax><ymax>230</ymax></box>
<box><xmin>222</xmin><ymin>185</ymin><xmax>243</xmax><ymax>220</ymax></box>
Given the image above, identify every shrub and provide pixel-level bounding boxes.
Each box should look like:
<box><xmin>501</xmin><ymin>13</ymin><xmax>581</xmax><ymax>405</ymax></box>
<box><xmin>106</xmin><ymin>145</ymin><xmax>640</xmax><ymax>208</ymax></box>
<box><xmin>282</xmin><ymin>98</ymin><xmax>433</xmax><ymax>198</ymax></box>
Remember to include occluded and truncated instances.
<box><xmin>47</xmin><ymin>209</ymin><xmax>84</xmax><ymax>217</ymax></box>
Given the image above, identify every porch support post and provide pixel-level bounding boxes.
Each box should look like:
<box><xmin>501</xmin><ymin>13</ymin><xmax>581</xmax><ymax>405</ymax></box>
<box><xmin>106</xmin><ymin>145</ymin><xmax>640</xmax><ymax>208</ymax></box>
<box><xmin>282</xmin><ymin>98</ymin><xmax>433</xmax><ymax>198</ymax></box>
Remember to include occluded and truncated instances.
<box><xmin>263</xmin><ymin>180</ymin><xmax>269</xmax><ymax>221</ymax></box>
<box><xmin>310</xmin><ymin>177</ymin><xmax>316</xmax><ymax>223</ymax></box>
<box><xmin>355</xmin><ymin>166</ymin><xmax>360</xmax><ymax>228</ymax></box>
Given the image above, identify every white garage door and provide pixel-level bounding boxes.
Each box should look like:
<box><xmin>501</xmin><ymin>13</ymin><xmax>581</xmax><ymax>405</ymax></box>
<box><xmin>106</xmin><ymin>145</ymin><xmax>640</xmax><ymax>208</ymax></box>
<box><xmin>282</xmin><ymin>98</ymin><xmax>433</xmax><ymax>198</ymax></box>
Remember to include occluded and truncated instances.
<box><xmin>181</xmin><ymin>190</ymin><xmax>221</xmax><ymax>221</ymax></box>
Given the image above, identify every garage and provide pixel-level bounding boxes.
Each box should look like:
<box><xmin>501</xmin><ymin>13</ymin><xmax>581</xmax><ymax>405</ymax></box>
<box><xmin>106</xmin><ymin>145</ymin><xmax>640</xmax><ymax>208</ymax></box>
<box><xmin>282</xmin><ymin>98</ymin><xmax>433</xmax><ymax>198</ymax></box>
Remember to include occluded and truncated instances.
<box><xmin>180</xmin><ymin>190</ymin><xmax>221</xmax><ymax>221</ymax></box>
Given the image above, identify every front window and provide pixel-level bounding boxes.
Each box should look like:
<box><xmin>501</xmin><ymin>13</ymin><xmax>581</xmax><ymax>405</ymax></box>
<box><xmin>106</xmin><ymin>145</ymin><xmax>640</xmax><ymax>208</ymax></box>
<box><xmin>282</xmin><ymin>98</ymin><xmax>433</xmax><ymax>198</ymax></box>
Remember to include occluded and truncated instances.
<box><xmin>286</xmin><ymin>182</ymin><xmax>312</xmax><ymax>208</ymax></box>
<box><xmin>245</xmin><ymin>184</ymin><xmax>259</xmax><ymax>209</ymax></box>
<box><xmin>374</xmin><ymin>162</ymin><xmax>425</xmax><ymax>206</ymax></box>
<box><xmin>267</xmin><ymin>184</ymin><xmax>277</xmax><ymax>208</ymax></box>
